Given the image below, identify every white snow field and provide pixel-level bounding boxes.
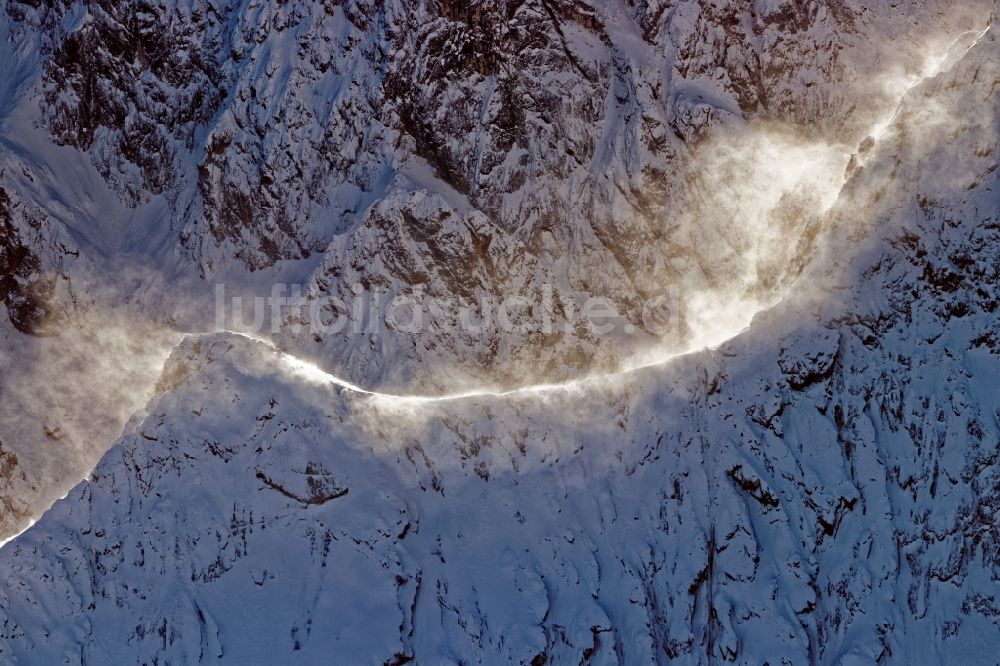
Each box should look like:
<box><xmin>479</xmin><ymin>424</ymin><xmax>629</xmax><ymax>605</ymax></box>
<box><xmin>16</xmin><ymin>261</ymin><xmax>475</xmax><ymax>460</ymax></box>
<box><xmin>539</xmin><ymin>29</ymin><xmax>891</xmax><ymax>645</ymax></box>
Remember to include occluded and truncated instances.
<box><xmin>0</xmin><ymin>1</ymin><xmax>998</xmax><ymax>663</ymax></box>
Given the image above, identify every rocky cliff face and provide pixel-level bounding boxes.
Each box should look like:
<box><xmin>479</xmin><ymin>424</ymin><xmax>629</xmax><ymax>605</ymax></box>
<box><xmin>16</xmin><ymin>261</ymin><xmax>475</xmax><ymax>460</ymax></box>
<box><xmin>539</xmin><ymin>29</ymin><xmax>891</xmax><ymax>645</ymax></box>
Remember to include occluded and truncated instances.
<box><xmin>0</xmin><ymin>15</ymin><xmax>998</xmax><ymax>662</ymax></box>
<box><xmin>0</xmin><ymin>184</ymin><xmax>51</xmax><ymax>333</ymax></box>
<box><xmin>2</xmin><ymin>0</ymin><xmax>990</xmax><ymax>391</ymax></box>
<box><xmin>0</xmin><ymin>0</ymin><xmax>984</xmax><ymax>539</ymax></box>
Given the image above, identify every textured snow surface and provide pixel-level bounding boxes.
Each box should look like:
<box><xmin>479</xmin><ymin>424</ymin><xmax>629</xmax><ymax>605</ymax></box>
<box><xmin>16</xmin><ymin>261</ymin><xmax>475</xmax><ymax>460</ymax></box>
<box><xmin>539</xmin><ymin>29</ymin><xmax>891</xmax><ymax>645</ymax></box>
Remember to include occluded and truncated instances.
<box><xmin>0</xmin><ymin>0</ymin><xmax>992</xmax><ymax>540</ymax></box>
<box><xmin>0</xmin><ymin>0</ymin><xmax>989</xmax><ymax>392</ymax></box>
<box><xmin>1</xmin><ymin>0</ymin><xmax>1000</xmax><ymax>663</ymax></box>
<box><xmin>0</xmin><ymin>17</ymin><xmax>999</xmax><ymax>662</ymax></box>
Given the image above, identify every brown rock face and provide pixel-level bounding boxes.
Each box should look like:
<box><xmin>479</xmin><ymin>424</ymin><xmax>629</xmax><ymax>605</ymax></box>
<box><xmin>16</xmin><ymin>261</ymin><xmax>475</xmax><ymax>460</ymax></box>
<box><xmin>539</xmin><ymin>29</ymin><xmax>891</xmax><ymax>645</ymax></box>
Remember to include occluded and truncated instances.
<box><xmin>0</xmin><ymin>186</ymin><xmax>53</xmax><ymax>335</ymax></box>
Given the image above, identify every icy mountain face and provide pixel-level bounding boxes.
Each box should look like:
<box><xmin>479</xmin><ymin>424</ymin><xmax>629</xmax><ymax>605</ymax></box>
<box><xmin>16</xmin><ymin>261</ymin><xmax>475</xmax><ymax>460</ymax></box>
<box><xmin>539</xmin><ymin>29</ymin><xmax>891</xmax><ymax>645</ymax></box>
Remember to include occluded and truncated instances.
<box><xmin>1</xmin><ymin>0</ymin><xmax>990</xmax><ymax>391</ymax></box>
<box><xmin>0</xmin><ymin>0</ymin><xmax>986</xmax><ymax>535</ymax></box>
<box><xmin>1</xmin><ymin>0</ymin><xmax>987</xmax><ymax>530</ymax></box>
<box><xmin>0</xmin><ymin>22</ymin><xmax>999</xmax><ymax>663</ymax></box>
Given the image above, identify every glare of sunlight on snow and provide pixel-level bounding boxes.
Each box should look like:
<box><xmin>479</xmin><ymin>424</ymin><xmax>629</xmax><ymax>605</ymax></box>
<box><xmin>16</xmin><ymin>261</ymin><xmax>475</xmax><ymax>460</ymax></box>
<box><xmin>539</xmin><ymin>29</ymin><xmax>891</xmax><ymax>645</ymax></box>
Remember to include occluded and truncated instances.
<box><xmin>270</xmin><ymin>345</ymin><xmax>372</xmax><ymax>394</ymax></box>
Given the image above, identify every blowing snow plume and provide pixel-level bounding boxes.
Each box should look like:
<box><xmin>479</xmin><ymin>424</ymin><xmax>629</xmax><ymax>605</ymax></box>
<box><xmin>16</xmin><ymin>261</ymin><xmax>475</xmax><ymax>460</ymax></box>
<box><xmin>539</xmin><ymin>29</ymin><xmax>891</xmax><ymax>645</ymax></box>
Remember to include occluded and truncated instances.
<box><xmin>620</xmin><ymin>124</ymin><xmax>851</xmax><ymax>370</ymax></box>
<box><xmin>0</xmin><ymin>312</ymin><xmax>181</xmax><ymax>538</ymax></box>
<box><xmin>623</xmin><ymin>22</ymin><xmax>993</xmax><ymax>371</ymax></box>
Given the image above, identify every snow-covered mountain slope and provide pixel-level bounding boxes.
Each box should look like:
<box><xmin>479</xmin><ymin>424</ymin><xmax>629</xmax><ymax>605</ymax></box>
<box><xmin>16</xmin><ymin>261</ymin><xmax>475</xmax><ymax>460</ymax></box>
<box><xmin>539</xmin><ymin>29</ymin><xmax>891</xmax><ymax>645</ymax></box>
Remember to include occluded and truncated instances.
<box><xmin>0</xmin><ymin>19</ymin><xmax>998</xmax><ymax>663</ymax></box>
<box><xmin>0</xmin><ymin>0</ymin><xmax>989</xmax><ymax>550</ymax></box>
<box><xmin>0</xmin><ymin>0</ymin><xmax>990</xmax><ymax>390</ymax></box>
